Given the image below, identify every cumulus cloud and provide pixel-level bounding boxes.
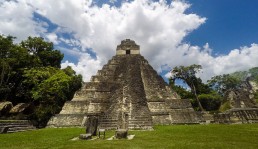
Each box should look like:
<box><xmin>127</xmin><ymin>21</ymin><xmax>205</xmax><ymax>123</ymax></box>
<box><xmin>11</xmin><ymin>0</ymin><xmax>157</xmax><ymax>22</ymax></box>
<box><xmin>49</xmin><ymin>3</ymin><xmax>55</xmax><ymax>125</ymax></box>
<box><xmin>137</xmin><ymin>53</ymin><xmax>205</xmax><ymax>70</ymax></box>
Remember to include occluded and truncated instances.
<box><xmin>61</xmin><ymin>53</ymin><xmax>102</xmax><ymax>82</ymax></box>
<box><xmin>25</xmin><ymin>0</ymin><xmax>206</xmax><ymax>81</ymax></box>
<box><xmin>0</xmin><ymin>0</ymin><xmax>46</xmax><ymax>41</ymax></box>
<box><xmin>165</xmin><ymin>43</ymin><xmax>258</xmax><ymax>82</ymax></box>
<box><xmin>1</xmin><ymin>0</ymin><xmax>258</xmax><ymax>83</ymax></box>
<box><xmin>46</xmin><ymin>33</ymin><xmax>58</xmax><ymax>44</ymax></box>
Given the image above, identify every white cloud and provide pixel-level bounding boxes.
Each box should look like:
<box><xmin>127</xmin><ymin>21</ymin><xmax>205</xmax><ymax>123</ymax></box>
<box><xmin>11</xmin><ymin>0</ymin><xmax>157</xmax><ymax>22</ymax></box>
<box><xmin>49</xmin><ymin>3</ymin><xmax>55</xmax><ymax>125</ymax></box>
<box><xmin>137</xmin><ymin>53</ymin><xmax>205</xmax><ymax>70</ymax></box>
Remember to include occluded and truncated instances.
<box><xmin>61</xmin><ymin>53</ymin><xmax>102</xmax><ymax>82</ymax></box>
<box><xmin>24</xmin><ymin>0</ymin><xmax>207</xmax><ymax>81</ymax></box>
<box><xmin>0</xmin><ymin>0</ymin><xmax>47</xmax><ymax>42</ymax></box>
<box><xmin>165</xmin><ymin>43</ymin><xmax>258</xmax><ymax>82</ymax></box>
<box><xmin>46</xmin><ymin>33</ymin><xmax>58</xmax><ymax>44</ymax></box>
<box><xmin>1</xmin><ymin>0</ymin><xmax>258</xmax><ymax>83</ymax></box>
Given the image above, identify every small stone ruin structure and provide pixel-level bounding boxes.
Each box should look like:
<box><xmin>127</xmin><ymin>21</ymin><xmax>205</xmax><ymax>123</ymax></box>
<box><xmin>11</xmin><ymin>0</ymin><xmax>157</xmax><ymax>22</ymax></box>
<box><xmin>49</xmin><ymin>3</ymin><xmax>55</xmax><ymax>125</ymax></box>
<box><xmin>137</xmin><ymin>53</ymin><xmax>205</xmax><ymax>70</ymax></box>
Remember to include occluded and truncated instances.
<box><xmin>47</xmin><ymin>39</ymin><xmax>199</xmax><ymax>129</ymax></box>
<box><xmin>214</xmin><ymin>80</ymin><xmax>258</xmax><ymax>124</ymax></box>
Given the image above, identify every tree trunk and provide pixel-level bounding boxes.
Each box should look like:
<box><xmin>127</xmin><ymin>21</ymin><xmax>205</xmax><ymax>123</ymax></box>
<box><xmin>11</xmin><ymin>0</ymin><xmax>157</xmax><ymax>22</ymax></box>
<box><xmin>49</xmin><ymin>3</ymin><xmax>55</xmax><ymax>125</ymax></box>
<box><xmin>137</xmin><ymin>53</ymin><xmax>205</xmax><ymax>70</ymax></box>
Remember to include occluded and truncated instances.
<box><xmin>191</xmin><ymin>82</ymin><xmax>204</xmax><ymax>111</ymax></box>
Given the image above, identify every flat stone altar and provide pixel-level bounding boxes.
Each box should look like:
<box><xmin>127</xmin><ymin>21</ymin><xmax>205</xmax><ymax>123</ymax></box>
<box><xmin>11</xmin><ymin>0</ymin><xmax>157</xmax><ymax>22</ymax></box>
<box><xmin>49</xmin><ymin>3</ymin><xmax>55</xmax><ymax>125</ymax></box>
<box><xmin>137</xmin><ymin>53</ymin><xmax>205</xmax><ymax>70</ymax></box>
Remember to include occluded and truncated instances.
<box><xmin>47</xmin><ymin>39</ymin><xmax>199</xmax><ymax>129</ymax></box>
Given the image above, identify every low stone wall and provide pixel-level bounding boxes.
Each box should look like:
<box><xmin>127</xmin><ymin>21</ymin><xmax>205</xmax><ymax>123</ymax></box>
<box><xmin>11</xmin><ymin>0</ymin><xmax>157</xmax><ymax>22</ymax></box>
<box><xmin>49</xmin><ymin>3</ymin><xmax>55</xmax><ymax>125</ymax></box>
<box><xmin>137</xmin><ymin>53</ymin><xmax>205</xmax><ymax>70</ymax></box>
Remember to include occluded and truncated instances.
<box><xmin>0</xmin><ymin>120</ymin><xmax>36</xmax><ymax>133</ymax></box>
<box><xmin>214</xmin><ymin>108</ymin><xmax>258</xmax><ymax>124</ymax></box>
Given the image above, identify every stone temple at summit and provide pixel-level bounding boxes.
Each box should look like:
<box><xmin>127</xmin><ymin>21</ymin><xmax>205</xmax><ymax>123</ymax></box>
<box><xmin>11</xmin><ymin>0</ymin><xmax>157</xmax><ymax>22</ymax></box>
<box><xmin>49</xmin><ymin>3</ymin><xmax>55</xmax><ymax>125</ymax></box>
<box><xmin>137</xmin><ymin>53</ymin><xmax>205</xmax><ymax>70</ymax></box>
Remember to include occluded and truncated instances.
<box><xmin>47</xmin><ymin>39</ymin><xmax>199</xmax><ymax>129</ymax></box>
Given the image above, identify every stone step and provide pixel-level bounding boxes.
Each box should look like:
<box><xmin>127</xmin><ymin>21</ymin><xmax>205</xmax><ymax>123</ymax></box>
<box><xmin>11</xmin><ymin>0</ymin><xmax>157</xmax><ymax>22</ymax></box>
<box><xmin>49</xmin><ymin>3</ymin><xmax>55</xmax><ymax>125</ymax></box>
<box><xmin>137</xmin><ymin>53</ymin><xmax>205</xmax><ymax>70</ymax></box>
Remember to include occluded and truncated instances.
<box><xmin>99</xmin><ymin>124</ymin><xmax>118</xmax><ymax>128</ymax></box>
<box><xmin>7</xmin><ymin>129</ymin><xmax>35</xmax><ymax>133</ymax></box>
<box><xmin>8</xmin><ymin>126</ymin><xmax>35</xmax><ymax>131</ymax></box>
<box><xmin>0</xmin><ymin>123</ymin><xmax>30</xmax><ymax>126</ymax></box>
<box><xmin>0</xmin><ymin>120</ymin><xmax>30</xmax><ymax>124</ymax></box>
<box><xmin>128</xmin><ymin>125</ymin><xmax>153</xmax><ymax>129</ymax></box>
<box><xmin>0</xmin><ymin>124</ymin><xmax>33</xmax><ymax>128</ymax></box>
<box><xmin>100</xmin><ymin>120</ymin><xmax>118</xmax><ymax>123</ymax></box>
<box><xmin>129</xmin><ymin>121</ymin><xmax>152</xmax><ymax>124</ymax></box>
<box><xmin>128</xmin><ymin>123</ymin><xmax>152</xmax><ymax>126</ymax></box>
<box><xmin>0</xmin><ymin>120</ymin><xmax>36</xmax><ymax>134</ymax></box>
<box><xmin>99</xmin><ymin>122</ymin><xmax>117</xmax><ymax>126</ymax></box>
<box><xmin>100</xmin><ymin>120</ymin><xmax>117</xmax><ymax>123</ymax></box>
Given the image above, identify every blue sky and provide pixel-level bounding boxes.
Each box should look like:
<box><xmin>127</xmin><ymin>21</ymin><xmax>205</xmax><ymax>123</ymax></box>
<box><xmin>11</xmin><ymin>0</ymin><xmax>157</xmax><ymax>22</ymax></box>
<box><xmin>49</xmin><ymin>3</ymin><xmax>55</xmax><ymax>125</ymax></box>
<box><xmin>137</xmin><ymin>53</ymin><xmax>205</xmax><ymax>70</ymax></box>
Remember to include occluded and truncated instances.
<box><xmin>1</xmin><ymin>0</ymin><xmax>258</xmax><ymax>82</ymax></box>
<box><xmin>185</xmin><ymin>0</ymin><xmax>258</xmax><ymax>55</ymax></box>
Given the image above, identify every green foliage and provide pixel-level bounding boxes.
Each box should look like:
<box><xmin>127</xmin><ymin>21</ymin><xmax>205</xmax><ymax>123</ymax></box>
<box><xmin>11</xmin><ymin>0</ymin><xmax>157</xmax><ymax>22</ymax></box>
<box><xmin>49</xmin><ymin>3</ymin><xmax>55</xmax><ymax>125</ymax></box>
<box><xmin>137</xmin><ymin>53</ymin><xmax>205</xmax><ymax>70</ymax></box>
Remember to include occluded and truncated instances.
<box><xmin>170</xmin><ymin>64</ymin><xmax>205</xmax><ymax>111</ymax></box>
<box><xmin>169</xmin><ymin>83</ymin><xmax>194</xmax><ymax>99</ymax></box>
<box><xmin>198</xmin><ymin>92</ymin><xmax>222</xmax><ymax>111</ymax></box>
<box><xmin>208</xmin><ymin>74</ymin><xmax>241</xmax><ymax>95</ymax></box>
<box><xmin>0</xmin><ymin>35</ymin><xmax>82</xmax><ymax>127</ymax></box>
<box><xmin>0</xmin><ymin>35</ymin><xmax>28</xmax><ymax>100</ymax></box>
<box><xmin>21</xmin><ymin>37</ymin><xmax>63</xmax><ymax>68</ymax></box>
<box><xmin>22</xmin><ymin>67</ymin><xmax>82</xmax><ymax>127</ymax></box>
<box><xmin>219</xmin><ymin>101</ymin><xmax>231</xmax><ymax>112</ymax></box>
<box><xmin>170</xmin><ymin>64</ymin><xmax>202</xmax><ymax>87</ymax></box>
<box><xmin>254</xmin><ymin>91</ymin><xmax>258</xmax><ymax>103</ymax></box>
<box><xmin>254</xmin><ymin>75</ymin><xmax>258</xmax><ymax>84</ymax></box>
<box><xmin>208</xmin><ymin>67</ymin><xmax>258</xmax><ymax>110</ymax></box>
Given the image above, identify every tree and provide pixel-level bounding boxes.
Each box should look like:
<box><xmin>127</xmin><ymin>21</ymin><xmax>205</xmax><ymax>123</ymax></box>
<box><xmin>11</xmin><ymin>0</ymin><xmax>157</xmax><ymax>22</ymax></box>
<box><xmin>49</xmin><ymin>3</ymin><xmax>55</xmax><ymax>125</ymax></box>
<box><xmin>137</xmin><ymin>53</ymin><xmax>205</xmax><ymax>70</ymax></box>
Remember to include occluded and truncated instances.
<box><xmin>170</xmin><ymin>64</ymin><xmax>205</xmax><ymax>111</ymax></box>
<box><xmin>22</xmin><ymin>67</ymin><xmax>82</xmax><ymax>127</ymax></box>
<box><xmin>21</xmin><ymin>37</ymin><xmax>64</xmax><ymax>68</ymax></box>
<box><xmin>0</xmin><ymin>35</ymin><xmax>82</xmax><ymax>127</ymax></box>
<box><xmin>207</xmin><ymin>74</ymin><xmax>241</xmax><ymax>96</ymax></box>
<box><xmin>0</xmin><ymin>35</ymin><xmax>31</xmax><ymax>100</ymax></box>
<box><xmin>198</xmin><ymin>92</ymin><xmax>222</xmax><ymax>111</ymax></box>
<box><xmin>169</xmin><ymin>81</ymin><xmax>194</xmax><ymax>99</ymax></box>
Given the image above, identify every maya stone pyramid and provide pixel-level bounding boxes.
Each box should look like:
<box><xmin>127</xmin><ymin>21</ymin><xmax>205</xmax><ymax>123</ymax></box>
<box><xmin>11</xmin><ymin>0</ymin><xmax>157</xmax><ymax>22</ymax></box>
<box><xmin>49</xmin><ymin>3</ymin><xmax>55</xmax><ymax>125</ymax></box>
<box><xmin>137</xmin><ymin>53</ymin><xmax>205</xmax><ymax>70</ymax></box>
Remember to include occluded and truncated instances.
<box><xmin>47</xmin><ymin>39</ymin><xmax>199</xmax><ymax>129</ymax></box>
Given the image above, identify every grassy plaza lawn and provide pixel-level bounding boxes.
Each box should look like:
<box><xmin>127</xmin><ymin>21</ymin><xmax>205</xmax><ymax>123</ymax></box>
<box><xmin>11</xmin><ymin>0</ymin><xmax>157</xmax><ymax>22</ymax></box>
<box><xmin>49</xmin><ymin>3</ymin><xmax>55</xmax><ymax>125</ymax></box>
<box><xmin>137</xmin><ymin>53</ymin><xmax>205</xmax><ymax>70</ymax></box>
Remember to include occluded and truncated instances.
<box><xmin>0</xmin><ymin>124</ymin><xmax>258</xmax><ymax>149</ymax></box>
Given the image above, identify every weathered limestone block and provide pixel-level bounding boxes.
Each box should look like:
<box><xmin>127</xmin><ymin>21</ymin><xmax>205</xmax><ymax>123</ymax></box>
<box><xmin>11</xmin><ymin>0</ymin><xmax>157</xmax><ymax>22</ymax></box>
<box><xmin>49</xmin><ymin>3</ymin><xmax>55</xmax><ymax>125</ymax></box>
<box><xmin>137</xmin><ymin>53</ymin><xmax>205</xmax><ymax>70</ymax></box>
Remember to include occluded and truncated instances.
<box><xmin>79</xmin><ymin>133</ymin><xmax>92</xmax><ymax>140</ymax></box>
<box><xmin>147</xmin><ymin>102</ymin><xmax>167</xmax><ymax>112</ymax></box>
<box><xmin>86</xmin><ymin>116</ymin><xmax>98</xmax><ymax>136</ymax></box>
<box><xmin>47</xmin><ymin>114</ymin><xmax>85</xmax><ymax>127</ymax></box>
<box><xmin>87</xmin><ymin>103</ymin><xmax>108</xmax><ymax>113</ymax></box>
<box><xmin>151</xmin><ymin>115</ymin><xmax>171</xmax><ymax>125</ymax></box>
<box><xmin>98</xmin><ymin>129</ymin><xmax>106</xmax><ymax>139</ymax></box>
<box><xmin>9</xmin><ymin>103</ymin><xmax>29</xmax><ymax>114</ymax></box>
<box><xmin>59</xmin><ymin>101</ymin><xmax>89</xmax><ymax>114</ymax></box>
<box><xmin>0</xmin><ymin>126</ymin><xmax>9</xmax><ymax>134</ymax></box>
<box><xmin>167</xmin><ymin>99</ymin><xmax>192</xmax><ymax>109</ymax></box>
<box><xmin>0</xmin><ymin>101</ymin><xmax>13</xmax><ymax>115</ymax></box>
<box><xmin>169</xmin><ymin>108</ymin><xmax>199</xmax><ymax>124</ymax></box>
<box><xmin>115</xmin><ymin>129</ymin><xmax>128</xmax><ymax>139</ymax></box>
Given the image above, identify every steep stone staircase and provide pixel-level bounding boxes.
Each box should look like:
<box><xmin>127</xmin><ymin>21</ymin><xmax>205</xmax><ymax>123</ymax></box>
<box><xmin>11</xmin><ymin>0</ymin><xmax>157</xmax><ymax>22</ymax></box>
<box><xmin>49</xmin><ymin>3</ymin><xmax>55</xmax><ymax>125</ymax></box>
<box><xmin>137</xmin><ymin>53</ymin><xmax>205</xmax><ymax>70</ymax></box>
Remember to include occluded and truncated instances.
<box><xmin>0</xmin><ymin>120</ymin><xmax>36</xmax><ymax>133</ymax></box>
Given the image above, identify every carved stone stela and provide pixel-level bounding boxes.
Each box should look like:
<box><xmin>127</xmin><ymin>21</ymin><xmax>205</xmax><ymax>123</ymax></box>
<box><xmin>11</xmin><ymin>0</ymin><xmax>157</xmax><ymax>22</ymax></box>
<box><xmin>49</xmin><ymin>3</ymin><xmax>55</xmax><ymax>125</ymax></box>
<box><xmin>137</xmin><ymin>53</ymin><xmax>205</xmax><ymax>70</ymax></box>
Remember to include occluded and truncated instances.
<box><xmin>47</xmin><ymin>39</ymin><xmax>199</xmax><ymax>129</ymax></box>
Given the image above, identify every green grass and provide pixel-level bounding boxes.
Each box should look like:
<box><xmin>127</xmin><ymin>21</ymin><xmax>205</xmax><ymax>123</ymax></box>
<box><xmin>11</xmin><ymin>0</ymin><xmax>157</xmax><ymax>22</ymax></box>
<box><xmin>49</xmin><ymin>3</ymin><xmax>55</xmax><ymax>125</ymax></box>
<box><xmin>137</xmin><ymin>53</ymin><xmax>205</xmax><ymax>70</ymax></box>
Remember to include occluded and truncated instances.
<box><xmin>1</xmin><ymin>124</ymin><xmax>258</xmax><ymax>149</ymax></box>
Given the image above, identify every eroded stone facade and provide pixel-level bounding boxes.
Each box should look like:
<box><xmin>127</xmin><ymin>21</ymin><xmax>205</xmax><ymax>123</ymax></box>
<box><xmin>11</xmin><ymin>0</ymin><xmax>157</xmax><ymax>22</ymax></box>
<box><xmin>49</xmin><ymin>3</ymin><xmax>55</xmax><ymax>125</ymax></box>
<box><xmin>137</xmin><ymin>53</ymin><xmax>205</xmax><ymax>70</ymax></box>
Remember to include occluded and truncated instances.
<box><xmin>47</xmin><ymin>39</ymin><xmax>199</xmax><ymax>129</ymax></box>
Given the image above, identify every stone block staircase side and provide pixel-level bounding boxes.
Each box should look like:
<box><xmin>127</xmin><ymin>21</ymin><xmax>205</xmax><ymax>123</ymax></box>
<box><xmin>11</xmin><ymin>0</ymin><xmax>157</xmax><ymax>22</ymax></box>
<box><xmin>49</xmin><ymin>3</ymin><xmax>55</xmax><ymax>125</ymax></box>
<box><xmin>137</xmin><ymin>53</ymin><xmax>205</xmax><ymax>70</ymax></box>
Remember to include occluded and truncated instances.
<box><xmin>0</xmin><ymin>120</ymin><xmax>36</xmax><ymax>133</ymax></box>
<box><xmin>128</xmin><ymin>104</ymin><xmax>153</xmax><ymax>130</ymax></box>
<box><xmin>98</xmin><ymin>113</ymin><xmax>119</xmax><ymax>130</ymax></box>
<box><xmin>141</xmin><ymin>63</ymin><xmax>172</xmax><ymax>101</ymax></box>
